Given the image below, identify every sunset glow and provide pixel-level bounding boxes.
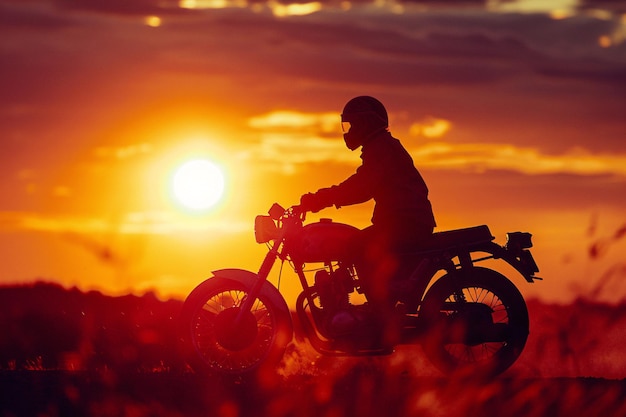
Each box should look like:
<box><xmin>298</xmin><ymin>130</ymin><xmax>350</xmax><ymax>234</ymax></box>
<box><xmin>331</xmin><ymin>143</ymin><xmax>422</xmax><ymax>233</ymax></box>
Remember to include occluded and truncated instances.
<box><xmin>0</xmin><ymin>0</ymin><xmax>624</xmax><ymax>306</ymax></box>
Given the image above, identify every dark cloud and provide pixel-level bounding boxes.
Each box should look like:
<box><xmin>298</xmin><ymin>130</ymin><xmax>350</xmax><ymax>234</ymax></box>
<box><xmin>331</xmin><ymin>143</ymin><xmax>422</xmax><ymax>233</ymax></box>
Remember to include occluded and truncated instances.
<box><xmin>580</xmin><ymin>0</ymin><xmax>626</xmax><ymax>13</ymax></box>
<box><xmin>538</xmin><ymin>63</ymin><xmax>626</xmax><ymax>87</ymax></box>
<box><xmin>0</xmin><ymin>2</ymin><xmax>74</xmax><ymax>29</ymax></box>
<box><xmin>1</xmin><ymin>0</ymin><xmax>489</xmax><ymax>15</ymax></box>
<box><xmin>52</xmin><ymin>0</ymin><xmax>177</xmax><ymax>14</ymax></box>
<box><xmin>3</xmin><ymin>0</ymin><xmax>626</xmax><ymax>17</ymax></box>
<box><xmin>5</xmin><ymin>0</ymin><xmax>625</xmax><ymax>18</ymax></box>
<box><xmin>0</xmin><ymin>1</ymin><xmax>624</xmax><ymax>156</ymax></box>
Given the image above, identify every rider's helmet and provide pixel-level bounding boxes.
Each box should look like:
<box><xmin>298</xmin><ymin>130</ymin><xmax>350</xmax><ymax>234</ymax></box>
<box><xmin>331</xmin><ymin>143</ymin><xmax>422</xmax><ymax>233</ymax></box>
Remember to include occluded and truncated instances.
<box><xmin>341</xmin><ymin>96</ymin><xmax>389</xmax><ymax>151</ymax></box>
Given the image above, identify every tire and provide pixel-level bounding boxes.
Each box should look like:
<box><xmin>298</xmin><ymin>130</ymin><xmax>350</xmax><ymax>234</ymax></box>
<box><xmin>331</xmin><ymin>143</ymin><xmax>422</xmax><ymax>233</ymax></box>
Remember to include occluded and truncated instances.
<box><xmin>420</xmin><ymin>267</ymin><xmax>529</xmax><ymax>377</ymax></box>
<box><xmin>180</xmin><ymin>277</ymin><xmax>292</xmax><ymax>376</ymax></box>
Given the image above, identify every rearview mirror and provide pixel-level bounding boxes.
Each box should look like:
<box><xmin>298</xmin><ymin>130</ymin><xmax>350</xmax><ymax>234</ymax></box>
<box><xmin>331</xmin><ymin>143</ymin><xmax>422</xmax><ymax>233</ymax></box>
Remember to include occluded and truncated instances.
<box><xmin>269</xmin><ymin>203</ymin><xmax>285</xmax><ymax>220</ymax></box>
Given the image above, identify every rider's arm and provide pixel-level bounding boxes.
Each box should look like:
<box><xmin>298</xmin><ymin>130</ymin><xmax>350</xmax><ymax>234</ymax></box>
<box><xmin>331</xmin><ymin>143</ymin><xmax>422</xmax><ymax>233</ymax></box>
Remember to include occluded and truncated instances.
<box><xmin>300</xmin><ymin>159</ymin><xmax>374</xmax><ymax>213</ymax></box>
<box><xmin>331</xmin><ymin>168</ymin><xmax>372</xmax><ymax>208</ymax></box>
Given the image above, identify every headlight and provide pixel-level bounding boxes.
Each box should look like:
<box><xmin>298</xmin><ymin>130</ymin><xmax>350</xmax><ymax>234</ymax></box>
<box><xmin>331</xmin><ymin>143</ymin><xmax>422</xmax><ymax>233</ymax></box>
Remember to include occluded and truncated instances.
<box><xmin>255</xmin><ymin>215</ymin><xmax>279</xmax><ymax>243</ymax></box>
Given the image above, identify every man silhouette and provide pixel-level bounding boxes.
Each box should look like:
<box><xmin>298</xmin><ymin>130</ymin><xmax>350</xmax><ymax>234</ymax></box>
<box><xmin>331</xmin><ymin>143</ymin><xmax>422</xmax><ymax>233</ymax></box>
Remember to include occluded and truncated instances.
<box><xmin>299</xmin><ymin>96</ymin><xmax>436</xmax><ymax>345</ymax></box>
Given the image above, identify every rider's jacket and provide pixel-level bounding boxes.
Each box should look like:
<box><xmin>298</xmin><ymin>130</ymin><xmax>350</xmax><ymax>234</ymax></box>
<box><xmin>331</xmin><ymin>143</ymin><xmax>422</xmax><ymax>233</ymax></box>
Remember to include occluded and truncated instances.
<box><xmin>315</xmin><ymin>130</ymin><xmax>436</xmax><ymax>235</ymax></box>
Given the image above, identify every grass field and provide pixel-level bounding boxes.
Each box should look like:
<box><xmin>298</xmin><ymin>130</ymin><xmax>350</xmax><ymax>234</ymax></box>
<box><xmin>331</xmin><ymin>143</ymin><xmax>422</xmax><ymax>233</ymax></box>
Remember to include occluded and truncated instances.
<box><xmin>1</xmin><ymin>368</ymin><xmax>624</xmax><ymax>417</ymax></box>
<box><xmin>1</xmin><ymin>284</ymin><xmax>625</xmax><ymax>417</ymax></box>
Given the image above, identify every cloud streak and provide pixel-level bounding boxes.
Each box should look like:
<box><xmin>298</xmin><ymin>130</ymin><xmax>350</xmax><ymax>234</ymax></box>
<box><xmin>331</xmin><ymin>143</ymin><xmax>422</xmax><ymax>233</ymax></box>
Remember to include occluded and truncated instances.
<box><xmin>251</xmin><ymin>134</ymin><xmax>626</xmax><ymax>177</ymax></box>
<box><xmin>409</xmin><ymin>143</ymin><xmax>626</xmax><ymax>176</ymax></box>
<box><xmin>247</xmin><ymin>110</ymin><xmax>626</xmax><ymax>177</ymax></box>
<box><xmin>0</xmin><ymin>210</ymin><xmax>250</xmax><ymax>235</ymax></box>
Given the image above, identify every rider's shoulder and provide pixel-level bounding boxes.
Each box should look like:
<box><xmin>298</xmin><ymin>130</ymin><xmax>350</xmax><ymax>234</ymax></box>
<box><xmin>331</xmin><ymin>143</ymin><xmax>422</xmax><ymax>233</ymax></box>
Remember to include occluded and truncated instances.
<box><xmin>364</xmin><ymin>131</ymin><xmax>404</xmax><ymax>155</ymax></box>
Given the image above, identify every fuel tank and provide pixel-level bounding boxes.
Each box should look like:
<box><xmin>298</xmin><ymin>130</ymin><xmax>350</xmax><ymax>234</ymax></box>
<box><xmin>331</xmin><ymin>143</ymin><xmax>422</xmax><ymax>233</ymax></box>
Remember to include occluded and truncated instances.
<box><xmin>287</xmin><ymin>219</ymin><xmax>359</xmax><ymax>263</ymax></box>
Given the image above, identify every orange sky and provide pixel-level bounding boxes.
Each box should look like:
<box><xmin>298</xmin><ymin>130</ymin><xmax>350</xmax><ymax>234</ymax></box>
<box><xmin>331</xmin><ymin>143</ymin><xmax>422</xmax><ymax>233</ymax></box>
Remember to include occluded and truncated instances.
<box><xmin>1</xmin><ymin>0</ymin><xmax>625</xmax><ymax>304</ymax></box>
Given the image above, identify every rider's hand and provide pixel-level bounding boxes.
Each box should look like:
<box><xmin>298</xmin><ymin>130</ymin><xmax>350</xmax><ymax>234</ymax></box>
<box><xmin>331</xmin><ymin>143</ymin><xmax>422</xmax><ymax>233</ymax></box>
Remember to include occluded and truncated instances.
<box><xmin>300</xmin><ymin>192</ymin><xmax>327</xmax><ymax>213</ymax></box>
<box><xmin>299</xmin><ymin>193</ymin><xmax>317</xmax><ymax>213</ymax></box>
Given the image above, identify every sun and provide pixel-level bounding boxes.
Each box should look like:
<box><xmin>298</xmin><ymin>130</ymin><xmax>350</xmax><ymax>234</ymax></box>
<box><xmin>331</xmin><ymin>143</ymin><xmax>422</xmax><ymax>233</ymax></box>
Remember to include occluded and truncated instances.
<box><xmin>172</xmin><ymin>159</ymin><xmax>225</xmax><ymax>211</ymax></box>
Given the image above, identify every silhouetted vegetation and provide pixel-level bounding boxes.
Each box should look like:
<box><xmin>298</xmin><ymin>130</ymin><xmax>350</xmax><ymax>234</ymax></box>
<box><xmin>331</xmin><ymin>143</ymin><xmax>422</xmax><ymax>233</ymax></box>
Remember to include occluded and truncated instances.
<box><xmin>0</xmin><ymin>282</ymin><xmax>625</xmax><ymax>416</ymax></box>
<box><xmin>0</xmin><ymin>282</ymin><xmax>184</xmax><ymax>372</ymax></box>
<box><xmin>0</xmin><ymin>366</ymin><xmax>624</xmax><ymax>417</ymax></box>
<box><xmin>0</xmin><ymin>281</ymin><xmax>624</xmax><ymax>378</ymax></box>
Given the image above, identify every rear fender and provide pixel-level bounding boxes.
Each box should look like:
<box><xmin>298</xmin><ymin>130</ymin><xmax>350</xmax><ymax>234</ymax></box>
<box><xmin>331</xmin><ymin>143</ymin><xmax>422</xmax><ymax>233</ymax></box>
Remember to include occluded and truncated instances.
<box><xmin>477</xmin><ymin>242</ymin><xmax>540</xmax><ymax>283</ymax></box>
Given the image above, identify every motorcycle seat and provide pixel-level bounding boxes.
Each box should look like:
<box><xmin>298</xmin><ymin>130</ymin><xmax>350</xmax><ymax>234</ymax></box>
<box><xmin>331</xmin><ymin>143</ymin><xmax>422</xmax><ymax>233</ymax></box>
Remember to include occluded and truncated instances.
<box><xmin>395</xmin><ymin>225</ymin><xmax>494</xmax><ymax>255</ymax></box>
<box><xmin>430</xmin><ymin>225</ymin><xmax>494</xmax><ymax>250</ymax></box>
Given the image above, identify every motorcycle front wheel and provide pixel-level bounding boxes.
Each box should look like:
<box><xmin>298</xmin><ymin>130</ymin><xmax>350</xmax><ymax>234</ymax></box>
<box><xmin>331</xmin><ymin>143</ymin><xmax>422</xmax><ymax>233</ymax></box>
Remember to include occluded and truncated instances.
<box><xmin>420</xmin><ymin>267</ymin><xmax>529</xmax><ymax>377</ymax></box>
<box><xmin>180</xmin><ymin>277</ymin><xmax>292</xmax><ymax>376</ymax></box>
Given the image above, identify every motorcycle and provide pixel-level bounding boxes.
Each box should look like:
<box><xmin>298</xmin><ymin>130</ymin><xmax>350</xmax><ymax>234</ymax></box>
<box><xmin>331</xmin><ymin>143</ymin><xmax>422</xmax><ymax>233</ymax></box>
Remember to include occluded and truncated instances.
<box><xmin>180</xmin><ymin>203</ymin><xmax>540</xmax><ymax>377</ymax></box>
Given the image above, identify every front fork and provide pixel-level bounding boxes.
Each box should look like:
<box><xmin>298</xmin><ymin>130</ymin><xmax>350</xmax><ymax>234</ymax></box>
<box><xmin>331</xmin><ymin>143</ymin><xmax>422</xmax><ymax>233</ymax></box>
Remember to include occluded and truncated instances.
<box><xmin>237</xmin><ymin>242</ymin><xmax>281</xmax><ymax>316</ymax></box>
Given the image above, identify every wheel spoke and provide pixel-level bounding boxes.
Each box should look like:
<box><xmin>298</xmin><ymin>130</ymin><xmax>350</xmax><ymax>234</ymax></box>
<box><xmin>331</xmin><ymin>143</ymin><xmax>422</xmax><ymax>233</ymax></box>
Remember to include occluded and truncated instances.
<box><xmin>422</xmin><ymin>268</ymin><xmax>528</xmax><ymax>376</ymax></box>
<box><xmin>190</xmin><ymin>289</ymin><xmax>276</xmax><ymax>371</ymax></box>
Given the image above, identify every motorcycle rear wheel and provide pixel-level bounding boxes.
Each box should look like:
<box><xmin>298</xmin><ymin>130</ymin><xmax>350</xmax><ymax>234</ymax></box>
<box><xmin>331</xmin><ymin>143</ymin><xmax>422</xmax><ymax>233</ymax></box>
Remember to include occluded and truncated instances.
<box><xmin>180</xmin><ymin>277</ymin><xmax>292</xmax><ymax>376</ymax></box>
<box><xmin>420</xmin><ymin>267</ymin><xmax>529</xmax><ymax>377</ymax></box>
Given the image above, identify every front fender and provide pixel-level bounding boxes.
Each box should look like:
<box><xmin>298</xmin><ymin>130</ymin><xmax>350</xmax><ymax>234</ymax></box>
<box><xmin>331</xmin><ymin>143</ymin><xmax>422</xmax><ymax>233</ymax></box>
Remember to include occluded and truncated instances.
<box><xmin>211</xmin><ymin>268</ymin><xmax>291</xmax><ymax>316</ymax></box>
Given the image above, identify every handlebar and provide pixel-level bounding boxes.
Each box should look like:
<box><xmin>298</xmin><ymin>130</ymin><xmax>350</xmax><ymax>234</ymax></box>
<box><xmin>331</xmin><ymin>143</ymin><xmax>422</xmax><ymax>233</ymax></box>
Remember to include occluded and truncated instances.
<box><xmin>287</xmin><ymin>205</ymin><xmax>307</xmax><ymax>222</ymax></box>
<box><xmin>267</xmin><ymin>202</ymin><xmax>307</xmax><ymax>223</ymax></box>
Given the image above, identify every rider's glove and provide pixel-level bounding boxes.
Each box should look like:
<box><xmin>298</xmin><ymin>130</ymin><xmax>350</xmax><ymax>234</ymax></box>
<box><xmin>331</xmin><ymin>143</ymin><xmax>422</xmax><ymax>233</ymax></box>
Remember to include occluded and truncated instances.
<box><xmin>299</xmin><ymin>193</ymin><xmax>324</xmax><ymax>213</ymax></box>
<box><xmin>300</xmin><ymin>189</ymin><xmax>334</xmax><ymax>213</ymax></box>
